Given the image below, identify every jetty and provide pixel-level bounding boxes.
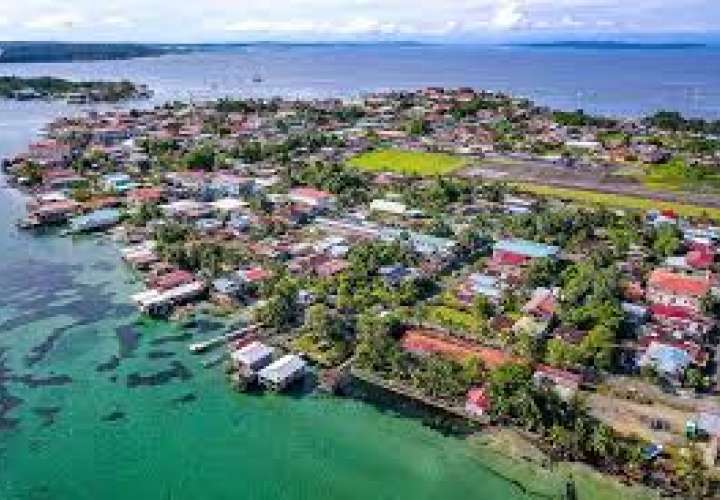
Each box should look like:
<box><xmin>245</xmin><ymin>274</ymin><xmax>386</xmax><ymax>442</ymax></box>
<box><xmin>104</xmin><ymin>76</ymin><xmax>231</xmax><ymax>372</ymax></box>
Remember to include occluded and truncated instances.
<box><xmin>189</xmin><ymin>325</ymin><xmax>259</xmax><ymax>354</ymax></box>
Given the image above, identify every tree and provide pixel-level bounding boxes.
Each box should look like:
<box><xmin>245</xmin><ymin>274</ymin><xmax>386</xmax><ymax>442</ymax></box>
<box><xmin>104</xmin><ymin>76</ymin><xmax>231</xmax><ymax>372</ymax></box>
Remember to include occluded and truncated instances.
<box><xmin>256</xmin><ymin>278</ymin><xmax>299</xmax><ymax>330</ymax></box>
<box><xmin>652</xmin><ymin>223</ymin><xmax>682</xmax><ymax>259</ymax></box>
<box><xmin>673</xmin><ymin>446</ymin><xmax>708</xmax><ymax>499</ymax></box>
<box><xmin>471</xmin><ymin>295</ymin><xmax>494</xmax><ymax>321</ymax></box>
<box><xmin>182</xmin><ymin>144</ymin><xmax>216</xmax><ymax>171</ymax></box>
<box><xmin>526</xmin><ymin>257</ymin><xmax>562</xmax><ymax>288</ymax></box>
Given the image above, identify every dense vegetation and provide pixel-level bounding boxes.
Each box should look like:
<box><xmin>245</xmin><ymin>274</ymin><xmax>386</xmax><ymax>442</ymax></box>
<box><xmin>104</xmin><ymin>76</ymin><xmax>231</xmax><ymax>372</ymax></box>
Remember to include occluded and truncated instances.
<box><xmin>0</xmin><ymin>42</ymin><xmax>166</xmax><ymax>63</ymax></box>
<box><xmin>0</xmin><ymin>76</ymin><xmax>147</xmax><ymax>102</ymax></box>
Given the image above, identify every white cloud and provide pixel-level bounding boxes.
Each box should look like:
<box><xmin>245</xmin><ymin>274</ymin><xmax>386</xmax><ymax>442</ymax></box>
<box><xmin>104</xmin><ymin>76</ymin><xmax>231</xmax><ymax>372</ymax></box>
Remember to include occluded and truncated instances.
<box><xmin>24</xmin><ymin>13</ymin><xmax>85</xmax><ymax>30</ymax></box>
<box><xmin>490</xmin><ymin>1</ymin><xmax>527</xmax><ymax>30</ymax></box>
<box><xmin>1</xmin><ymin>0</ymin><xmax>718</xmax><ymax>41</ymax></box>
<box><xmin>101</xmin><ymin>16</ymin><xmax>133</xmax><ymax>28</ymax></box>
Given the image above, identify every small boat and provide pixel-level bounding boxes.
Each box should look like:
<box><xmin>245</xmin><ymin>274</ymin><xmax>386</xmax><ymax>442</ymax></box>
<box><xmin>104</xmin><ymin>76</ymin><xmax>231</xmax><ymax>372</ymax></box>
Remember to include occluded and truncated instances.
<box><xmin>252</xmin><ymin>74</ymin><xmax>263</xmax><ymax>83</ymax></box>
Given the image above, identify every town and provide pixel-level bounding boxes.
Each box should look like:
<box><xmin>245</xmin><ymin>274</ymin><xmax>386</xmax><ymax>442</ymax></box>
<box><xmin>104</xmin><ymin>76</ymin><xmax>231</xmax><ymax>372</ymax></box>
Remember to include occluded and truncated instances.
<box><xmin>3</xmin><ymin>86</ymin><xmax>720</xmax><ymax>497</ymax></box>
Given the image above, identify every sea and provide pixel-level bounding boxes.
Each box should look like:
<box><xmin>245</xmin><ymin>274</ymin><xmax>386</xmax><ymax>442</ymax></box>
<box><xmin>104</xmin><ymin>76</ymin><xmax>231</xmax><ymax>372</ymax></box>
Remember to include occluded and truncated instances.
<box><xmin>1</xmin><ymin>43</ymin><xmax>712</xmax><ymax>499</ymax></box>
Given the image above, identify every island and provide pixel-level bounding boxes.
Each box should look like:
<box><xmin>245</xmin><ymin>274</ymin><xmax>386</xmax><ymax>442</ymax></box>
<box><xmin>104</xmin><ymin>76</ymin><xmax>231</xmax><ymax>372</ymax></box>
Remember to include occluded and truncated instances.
<box><xmin>4</xmin><ymin>87</ymin><xmax>720</xmax><ymax>498</ymax></box>
<box><xmin>0</xmin><ymin>76</ymin><xmax>152</xmax><ymax>103</ymax></box>
<box><xmin>0</xmin><ymin>42</ymin><xmax>168</xmax><ymax>63</ymax></box>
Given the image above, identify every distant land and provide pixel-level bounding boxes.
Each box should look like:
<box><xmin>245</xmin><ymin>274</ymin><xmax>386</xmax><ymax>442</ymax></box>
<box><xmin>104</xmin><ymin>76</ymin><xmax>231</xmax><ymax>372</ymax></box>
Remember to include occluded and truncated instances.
<box><xmin>0</xmin><ymin>42</ymin><xmax>171</xmax><ymax>63</ymax></box>
<box><xmin>513</xmin><ymin>40</ymin><xmax>708</xmax><ymax>50</ymax></box>
<box><xmin>0</xmin><ymin>41</ymin><xmax>427</xmax><ymax>64</ymax></box>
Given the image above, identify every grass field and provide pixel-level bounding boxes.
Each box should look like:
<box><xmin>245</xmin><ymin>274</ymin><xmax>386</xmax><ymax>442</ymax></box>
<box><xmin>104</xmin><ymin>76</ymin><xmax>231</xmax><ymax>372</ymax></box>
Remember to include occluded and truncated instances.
<box><xmin>514</xmin><ymin>183</ymin><xmax>720</xmax><ymax>220</ymax></box>
<box><xmin>349</xmin><ymin>149</ymin><xmax>466</xmax><ymax>176</ymax></box>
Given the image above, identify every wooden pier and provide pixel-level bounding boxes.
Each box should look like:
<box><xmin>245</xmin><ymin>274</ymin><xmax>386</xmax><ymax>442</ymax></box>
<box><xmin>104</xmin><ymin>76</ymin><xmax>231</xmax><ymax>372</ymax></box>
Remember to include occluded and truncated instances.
<box><xmin>189</xmin><ymin>325</ymin><xmax>259</xmax><ymax>354</ymax></box>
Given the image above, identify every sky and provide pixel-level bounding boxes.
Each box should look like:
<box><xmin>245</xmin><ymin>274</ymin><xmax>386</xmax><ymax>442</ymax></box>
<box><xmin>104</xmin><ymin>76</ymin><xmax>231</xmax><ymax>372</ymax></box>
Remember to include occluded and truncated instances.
<box><xmin>0</xmin><ymin>0</ymin><xmax>719</xmax><ymax>43</ymax></box>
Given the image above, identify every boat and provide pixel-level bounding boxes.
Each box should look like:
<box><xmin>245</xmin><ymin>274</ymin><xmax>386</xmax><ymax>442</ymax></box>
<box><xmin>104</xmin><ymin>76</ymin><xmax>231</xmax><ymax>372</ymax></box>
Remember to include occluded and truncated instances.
<box><xmin>252</xmin><ymin>74</ymin><xmax>263</xmax><ymax>83</ymax></box>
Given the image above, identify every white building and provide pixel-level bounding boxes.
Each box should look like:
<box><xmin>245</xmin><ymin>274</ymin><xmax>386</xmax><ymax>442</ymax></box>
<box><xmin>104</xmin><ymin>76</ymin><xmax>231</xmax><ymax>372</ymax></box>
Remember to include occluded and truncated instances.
<box><xmin>258</xmin><ymin>354</ymin><xmax>306</xmax><ymax>391</ymax></box>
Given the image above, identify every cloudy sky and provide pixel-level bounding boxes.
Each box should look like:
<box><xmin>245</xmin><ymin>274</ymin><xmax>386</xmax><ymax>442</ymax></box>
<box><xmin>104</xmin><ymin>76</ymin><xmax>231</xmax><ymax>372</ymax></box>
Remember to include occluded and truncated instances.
<box><xmin>1</xmin><ymin>0</ymin><xmax>718</xmax><ymax>42</ymax></box>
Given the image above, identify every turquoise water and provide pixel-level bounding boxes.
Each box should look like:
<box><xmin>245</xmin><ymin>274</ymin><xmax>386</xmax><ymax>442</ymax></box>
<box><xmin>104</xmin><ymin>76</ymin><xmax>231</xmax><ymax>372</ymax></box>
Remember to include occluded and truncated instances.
<box><xmin>0</xmin><ymin>124</ymin><xmax>541</xmax><ymax>499</ymax></box>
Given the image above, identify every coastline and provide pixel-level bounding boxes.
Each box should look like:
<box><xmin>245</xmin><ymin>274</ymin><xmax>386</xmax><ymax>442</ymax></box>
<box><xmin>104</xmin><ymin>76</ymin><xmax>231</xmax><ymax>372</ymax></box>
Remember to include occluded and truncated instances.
<box><xmin>468</xmin><ymin>429</ymin><xmax>661</xmax><ymax>500</ymax></box>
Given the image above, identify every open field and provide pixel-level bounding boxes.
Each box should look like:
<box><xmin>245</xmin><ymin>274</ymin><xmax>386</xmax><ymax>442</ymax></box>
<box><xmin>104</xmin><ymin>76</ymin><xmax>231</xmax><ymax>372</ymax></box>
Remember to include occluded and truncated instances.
<box><xmin>349</xmin><ymin>149</ymin><xmax>466</xmax><ymax>176</ymax></box>
<box><xmin>514</xmin><ymin>183</ymin><xmax>720</xmax><ymax>220</ymax></box>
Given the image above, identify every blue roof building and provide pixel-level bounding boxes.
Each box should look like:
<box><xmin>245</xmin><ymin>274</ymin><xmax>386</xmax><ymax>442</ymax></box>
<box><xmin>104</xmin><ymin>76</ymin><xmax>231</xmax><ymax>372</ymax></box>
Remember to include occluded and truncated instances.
<box><xmin>493</xmin><ymin>239</ymin><xmax>560</xmax><ymax>259</ymax></box>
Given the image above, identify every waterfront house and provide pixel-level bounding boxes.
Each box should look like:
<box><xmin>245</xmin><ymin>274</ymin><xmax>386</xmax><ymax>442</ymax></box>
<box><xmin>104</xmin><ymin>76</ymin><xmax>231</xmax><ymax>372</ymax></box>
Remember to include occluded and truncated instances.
<box><xmin>149</xmin><ymin>270</ymin><xmax>195</xmax><ymax>291</ymax></box>
<box><xmin>69</xmin><ymin>208</ymin><xmax>121</xmax><ymax>233</ymax></box>
<box><xmin>231</xmin><ymin>341</ymin><xmax>274</xmax><ymax>374</ymax></box>
<box><xmin>131</xmin><ymin>281</ymin><xmax>206</xmax><ymax>317</ymax></box>
<box><xmin>258</xmin><ymin>354</ymin><xmax>307</xmax><ymax>391</ymax></box>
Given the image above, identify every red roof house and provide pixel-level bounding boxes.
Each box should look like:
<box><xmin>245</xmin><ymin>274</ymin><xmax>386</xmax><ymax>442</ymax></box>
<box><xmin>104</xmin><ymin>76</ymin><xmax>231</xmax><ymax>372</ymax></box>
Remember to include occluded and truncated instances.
<box><xmin>465</xmin><ymin>387</ymin><xmax>491</xmax><ymax>417</ymax></box>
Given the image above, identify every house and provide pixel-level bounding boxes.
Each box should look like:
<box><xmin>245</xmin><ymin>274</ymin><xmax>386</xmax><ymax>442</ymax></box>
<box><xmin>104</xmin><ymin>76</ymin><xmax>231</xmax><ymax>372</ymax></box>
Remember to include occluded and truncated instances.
<box><xmin>370</xmin><ymin>199</ymin><xmax>423</xmax><ymax>218</ymax></box>
<box><xmin>127</xmin><ymin>187</ymin><xmax>164</xmax><ymax>206</ymax></box>
<box><xmin>522</xmin><ymin>288</ymin><xmax>557</xmax><ymax>320</ymax></box>
<box><xmin>149</xmin><ymin>270</ymin><xmax>195</xmax><ymax>291</ymax></box>
<box><xmin>492</xmin><ymin>239</ymin><xmax>560</xmax><ymax>267</ymax></box>
<box><xmin>237</xmin><ymin>267</ymin><xmax>271</xmax><ymax>285</ymax></box>
<box><xmin>401</xmin><ymin>329</ymin><xmax>519</xmax><ymax>369</ymax></box>
<box><xmin>231</xmin><ymin>341</ymin><xmax>274</xmax><ymax>373</ymax></box>
<box><xmin>258</xmin><ymin>354</ymin><xmax>307</xmax><ymax>391</ymax></box>
<box><xmin>379</xmin><ymin>264</ymin><xmax>417</xmax><ymax>286</ymax></box>
<box><xmin>131</xmin><ymin>281</ymin><xmax>206</xmax><ymax>317</ymax></box>
<box><xmin>647</xmin><ymin>269</ymin><xmax>713</xmax><ymax>312</ymax></box>
<box><xmin>458</xmin><ymin>273</ymin><xmax>504</xmax><ymax>302</ymax></box>
<box><xmin>465</xmin><ymin>387</ymin><xmax>491</xmax><ymax>417</ymax></box>
<box><xmin>212</xmin><ymin>277</ymin><xmax>242</xmax><ymax>300</ymax></box>
<box><xmin>533</xmin><ymin>365</ymin><xmax>582</xmax><ymax>401</ymax></box>
<box><xmin>638</xmin><ymin>341</ymin><xmax>695</xmax><ymax>380</ymax></box>
<box><xmin>288</xmin><ymin>187</ymin><xmax>336</xmax><ymax>210</ymax></box>
<box><xmin>102</xmin><ymin>173</ymin><xmax>136</xmax><ymax>193</ymax></box>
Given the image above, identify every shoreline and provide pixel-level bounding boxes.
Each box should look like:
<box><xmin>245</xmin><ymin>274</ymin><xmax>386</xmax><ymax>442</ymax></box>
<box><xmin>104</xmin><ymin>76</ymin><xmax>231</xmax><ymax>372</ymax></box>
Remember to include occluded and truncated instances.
<box><xmin>468</xmin><ymin>428</ymin><xmax>661</xmax><ymax>500</ymax></box>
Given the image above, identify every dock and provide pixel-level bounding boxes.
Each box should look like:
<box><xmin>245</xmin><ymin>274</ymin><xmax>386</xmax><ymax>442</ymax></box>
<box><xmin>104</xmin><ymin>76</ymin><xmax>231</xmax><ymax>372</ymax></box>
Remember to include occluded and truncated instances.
<box><xmin>189</xmin><ymin>325</ymin><xmax>259</xmax><ymax>354</ymax></box>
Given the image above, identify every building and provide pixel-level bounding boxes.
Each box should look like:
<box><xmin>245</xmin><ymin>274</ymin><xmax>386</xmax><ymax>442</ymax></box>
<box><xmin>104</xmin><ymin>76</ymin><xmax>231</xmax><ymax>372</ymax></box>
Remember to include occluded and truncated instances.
<box><xmin>638</xmin><ymin>341</ymin><xmax>694</xmax><ymax>380</ymax></box>
<box><xmin>647</xmin><ymin>269</ymin><xmax>713</xmax><ymax>312</ymax></box>
<box><xmin>492</xmin><ymin>239</ymin><xmax>560</xmax><ymax>266</ymax></box>
<box><xmin>288</xmin><ymin>187</ymin><xmax>336</xmax><ymax>210</ymax></box>
<box><xmin>131</xmin><ymin>281</ymin><xmax>206</xmax><ymax>317</ymax></box>
<box><xmin>258</xmin><ymin>354</ymin><xmax>307</xmax><ymax>391</ymax></box>
<box><xmin>231</xmin><ymin>341</ymin><xmax>274</xmax><ymax>373</ymax></box>
<box><xmin>401</xmin><ymin>329</ymin><xmax>519</xmax><ymax>369</ymax></box>
<box><xmin>102</xmin><ymin>173</ymin><xmax>136</xmax><ymax>193</ymax></box>
<box><xmin>533</xmin><ymin>365</ymin><xmax>582</xmax><ymax>401</ymax></box>
<box><xmin>465</xmin><ymin>387</ymin><xmax>491</xmax><ymax>417</ymax></box>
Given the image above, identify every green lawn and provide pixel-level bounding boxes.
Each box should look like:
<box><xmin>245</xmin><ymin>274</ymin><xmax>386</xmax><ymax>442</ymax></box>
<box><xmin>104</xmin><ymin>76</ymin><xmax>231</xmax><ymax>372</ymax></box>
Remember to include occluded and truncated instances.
<box><xmin>349</xmin><ymin>149</ymin><xmax>466</xmax><ymax>176</ymax></box>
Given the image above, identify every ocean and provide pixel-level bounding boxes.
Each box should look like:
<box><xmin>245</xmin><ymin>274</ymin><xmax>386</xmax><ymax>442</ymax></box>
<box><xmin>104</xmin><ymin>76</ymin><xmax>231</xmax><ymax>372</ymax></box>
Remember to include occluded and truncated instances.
<box><xmin>0</xmin><ymin>44</ymin><xmax>698</xmax><ymax>500</ymax></box>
